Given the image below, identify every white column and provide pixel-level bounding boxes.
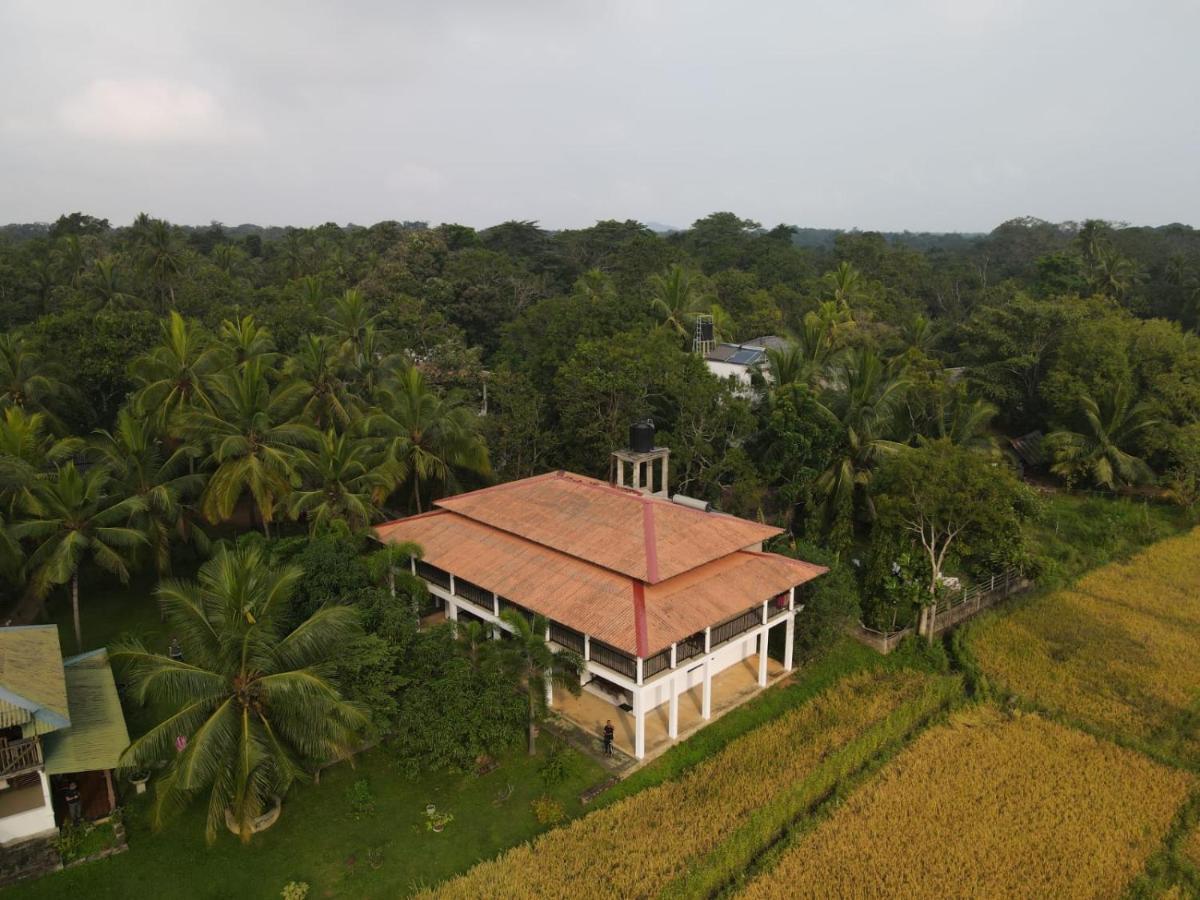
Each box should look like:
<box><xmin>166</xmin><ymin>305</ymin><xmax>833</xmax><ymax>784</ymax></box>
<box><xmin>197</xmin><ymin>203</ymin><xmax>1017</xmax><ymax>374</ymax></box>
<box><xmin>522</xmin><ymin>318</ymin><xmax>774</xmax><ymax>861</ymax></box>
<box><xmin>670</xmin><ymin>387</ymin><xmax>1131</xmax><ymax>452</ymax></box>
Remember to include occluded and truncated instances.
<box><xmin>410</xmin><ymin>558</ymin><xmax>417</xmax><ymax>575</ymax></box>
<box><xmin>633</xmin><ymin>688</ymin><xmax>646</xmax><ymax>759</ymax></box>
<box><xmin>636</xmin><ymin>656</ymin><xmax>644</xmax><ymax>685</ymax></box>
<box><xmin>670</xmin><ymin>643</ymin><xmax>677</xmax><ymax>668</ymax></box>
<box><xmin>447</xmin><ymin>599</ymin><xmax>458</xmax><ymax>622</ymax></box>
<box><xmin>493</xmin><ymin>593</ymin><xmax>500</xmax><ymax>616</ymax></box>
<box><xmin>762</xmin><ymin>600</ymin><xmax>769</xmax><ymax>624</ymax></box>
<box><xmin>545</xmin><ymin>676</ymin><xmax>553</xmax><ymax>707</ymax></box>
<box><xmin>633</xmin><ymin>460</ymin><xmax>642</xmax><ymax>491</ymax></box>
<box><xmin>758</xmin><ymin>627</ymin><xmax>769</xmax><ymax>687</ymax></box>
<box><xmin>704</xmin><ymin>626</ymin><xmax>711</xmax><ymax>653</ymax></box>
<box><xmin>449</xmin><ymin>574</ymin><xmax>456</xmax><ymax>595</ymax></box>
<box><xmin>784</xmin><ymin>612</ymin><xmax>795</xmax><ymax>671</ymax></box>
<box><xmin>583</xmin><ymin>634</ymin><xmax>590</xmax><ymax>660</ymax></box>
<box><xmin>661</xmin><ymin>455</ymin><xmax>668</xmax><ymax>496</ymax></box>
<box><xmin>668</xmin><ymin>676</ymin><xmax>679</xmax><ymax>739</ymax></box>
<box><xmin>702</xmin><ymin>658</ymin><xmax>712</xmax><ymax>719</ymax></box>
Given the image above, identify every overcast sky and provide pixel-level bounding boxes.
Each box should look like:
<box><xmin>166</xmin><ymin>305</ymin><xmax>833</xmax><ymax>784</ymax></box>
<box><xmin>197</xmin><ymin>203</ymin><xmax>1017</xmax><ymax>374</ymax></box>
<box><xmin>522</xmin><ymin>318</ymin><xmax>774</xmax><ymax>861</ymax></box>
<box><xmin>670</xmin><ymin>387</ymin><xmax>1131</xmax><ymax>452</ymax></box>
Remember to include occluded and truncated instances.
<box><xmin>1</xmin><ymin>1</ymin><xmax>1197</xmax><ymax>232</ymax></box>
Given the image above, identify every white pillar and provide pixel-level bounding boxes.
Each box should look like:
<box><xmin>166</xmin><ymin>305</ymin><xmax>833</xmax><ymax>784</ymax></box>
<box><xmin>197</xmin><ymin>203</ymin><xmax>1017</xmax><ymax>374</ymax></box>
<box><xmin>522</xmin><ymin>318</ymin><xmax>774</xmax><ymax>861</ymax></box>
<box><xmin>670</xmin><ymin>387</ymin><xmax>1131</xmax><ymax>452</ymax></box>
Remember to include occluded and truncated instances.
<box><xmin>634</xmin><ymin>688</ymin><xmax>646</xmax><ymax>759</ymax></box>
<box><xmin>583</xmin><ymin>634</ymin><xmax>590</xmax><ymax>660</ymax></box>
<box><xmin>702</xmin><ymin>658</ymin><xmax>712</xmax><ymax>719</ymax></box>
<box><xmin>762</xmin><ymin>600</ymin><xmax>769</xmax><ymax>624</ymax></box>
<box><xmin>636</xmin><ymin>656</ymin><xmax>644</xmax><ymax>685</ymax></box>
<box><xmin>661</xmin><ymin>455</ymin><xmax>669</xmax><ymax>496</ymax></box>
<box><xmin>410</xmin><ymin>558</ymin><xmax>417</xmax><ymax>575</ymax></box>
<box><xmin>492</xmin><ymin>593</ymin><xmax>500</xmax><ymax>616</ymax></box>
<box><xmin>449</xmin><ymin>574</ymin><xmax>456</xmax><ymax>595</ymax></box>
<box><xmin>545</xmin><ymin>676</ymin><xmax>553</xmax><ymax>707</ymax></box>
<box><xmin>633</xmin><ymin>460</ymin><xmax>642</xmax><ymax>491</ymax></box>
<box><xmin>704</xmin><ymin>626</ymin><xmax>711</xmax><ymax>653</ymax></box>
<box><xmin>670</xmin><ymin>642</ymin><xmax>677</xmax><ymax>668</ymax></box>
<box><xmin>784</xmin><ymin>612</ymin><xmax>795</xmax><ymax>671</ymax></box>
<box><xmin>668</xmin><ymin>676</ymin><xmax>679</xmax><ymax>739</ymax></box>
<box><xmin>758</xmin><ymin>628</ymin><xmax>769</xmax><ymax>687</ymax></box>
<box><xmin>447</xmin><ymin>599</ymin><xmax>458</xmax><ymax>622</ymax></box>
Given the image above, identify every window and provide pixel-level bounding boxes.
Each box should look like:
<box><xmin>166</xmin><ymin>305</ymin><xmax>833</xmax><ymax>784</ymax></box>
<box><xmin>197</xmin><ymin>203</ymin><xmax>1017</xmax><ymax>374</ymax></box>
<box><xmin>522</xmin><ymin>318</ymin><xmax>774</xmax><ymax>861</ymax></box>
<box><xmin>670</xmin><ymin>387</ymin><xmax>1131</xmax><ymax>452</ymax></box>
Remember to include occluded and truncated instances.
<box><xmin>415</xmin><ymin>560</ymin><xmax>450</xmax><ymax>590</ymax></box>
<box><xmin>588</xmin><ymin>639</ymin><xmax>637</xmax><ymax>680</ymax></box>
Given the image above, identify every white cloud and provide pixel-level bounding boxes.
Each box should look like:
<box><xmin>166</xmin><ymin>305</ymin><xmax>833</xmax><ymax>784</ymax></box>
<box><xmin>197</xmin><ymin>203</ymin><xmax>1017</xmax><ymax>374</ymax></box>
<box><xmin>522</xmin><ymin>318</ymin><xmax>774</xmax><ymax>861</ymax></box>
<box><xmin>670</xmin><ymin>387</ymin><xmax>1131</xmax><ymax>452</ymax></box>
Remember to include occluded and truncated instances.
<box><xmin>58</xmin><ymin>78</ymin><xmax>253</xmax><ymax>143</ymax></box>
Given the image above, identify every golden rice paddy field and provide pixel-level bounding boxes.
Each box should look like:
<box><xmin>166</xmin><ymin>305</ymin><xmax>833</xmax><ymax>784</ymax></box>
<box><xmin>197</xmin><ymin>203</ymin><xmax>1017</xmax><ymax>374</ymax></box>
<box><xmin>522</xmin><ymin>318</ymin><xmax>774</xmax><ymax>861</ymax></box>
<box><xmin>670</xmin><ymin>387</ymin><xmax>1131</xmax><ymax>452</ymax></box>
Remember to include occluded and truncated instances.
<box><xmin>425</xmin><ymin>669</ymin><xmax>955</xmax><ymax>899</ymax></box>
<box><xmin>972</xmin><ymin>528</ymin><xmax>1200</xmax><ymax>759</ymax></box>
<box><xmin>739</xmin><ymin>709</ymin><xmax>1195</xmax><ymax>900</ymax></box>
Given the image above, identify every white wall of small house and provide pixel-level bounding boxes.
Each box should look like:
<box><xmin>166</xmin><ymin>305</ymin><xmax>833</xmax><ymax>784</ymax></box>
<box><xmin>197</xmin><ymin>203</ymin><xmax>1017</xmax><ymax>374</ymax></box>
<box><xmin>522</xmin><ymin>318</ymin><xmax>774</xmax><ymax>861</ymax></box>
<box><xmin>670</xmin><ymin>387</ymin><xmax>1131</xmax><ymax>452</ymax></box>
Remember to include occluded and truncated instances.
<box><xmin>0</xmin><ymin>769</ymin><xmax>56</xmax><ymax>847</ymax></box>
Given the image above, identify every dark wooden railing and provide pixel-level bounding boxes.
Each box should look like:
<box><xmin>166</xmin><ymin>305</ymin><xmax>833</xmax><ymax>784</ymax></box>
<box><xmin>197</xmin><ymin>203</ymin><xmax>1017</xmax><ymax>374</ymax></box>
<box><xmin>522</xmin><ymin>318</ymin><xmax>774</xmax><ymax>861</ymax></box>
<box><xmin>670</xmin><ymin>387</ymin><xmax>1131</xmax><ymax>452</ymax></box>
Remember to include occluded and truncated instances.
<box><xmin>589</xmin><ymin>639</ymin><xmax>637</xmax><ymax>680</ymax></box>
<box><xmin>0</xmin><ymin>738</ymin><xmax>42</xmax><ymax>778</ymax></box>
<box><xmin>767</xmin><ymin>593</ymin><xmax>790</xmax><ymax>618</ymax></box>
<box><xmin>415</xmin><ymin>560</ymin><xmax>450</xmax><ymax>590</ymax></box>
<box><xmin>454</xmin><ymin>577</ymin><xmax>494</xmax><ymax>613</ymax></box>
<box><xmin>675</xmin><ymin>631</ymin><xmax>706</xmax><ymax>664</ymax></box>
<box><xmin>710</xmin><ymin>607</ymin><xmax>761</xmax><ymax>647</ymax></box>
<box><xmin>549</xmin><ymin>621</ymin><xmax>585</xmax><ymax>654</ymax></box>
<box><xmin>498</xmin><ymin>597</ymin><xmax>534</xmax><ymax>625</ymax></box>
<box><xmin>642</xmin><ymin>647</ymin><xmax>672</xmax><ymax>678</ymax></box>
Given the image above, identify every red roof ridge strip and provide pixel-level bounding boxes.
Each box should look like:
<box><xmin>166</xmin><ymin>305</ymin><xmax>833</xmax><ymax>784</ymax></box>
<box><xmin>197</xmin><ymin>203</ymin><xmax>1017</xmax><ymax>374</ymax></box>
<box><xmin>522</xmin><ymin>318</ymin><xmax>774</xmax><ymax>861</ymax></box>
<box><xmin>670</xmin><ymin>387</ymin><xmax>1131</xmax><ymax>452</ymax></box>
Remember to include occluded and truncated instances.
<box><xmin>631</xmin><ymin>580</ymin><xmax>649</xmax><ymax>657</ymax></box>
<box><xmin>642</xmin><ymin>499</ymin><xmax>660</xmax><ymax>583</ymax></box>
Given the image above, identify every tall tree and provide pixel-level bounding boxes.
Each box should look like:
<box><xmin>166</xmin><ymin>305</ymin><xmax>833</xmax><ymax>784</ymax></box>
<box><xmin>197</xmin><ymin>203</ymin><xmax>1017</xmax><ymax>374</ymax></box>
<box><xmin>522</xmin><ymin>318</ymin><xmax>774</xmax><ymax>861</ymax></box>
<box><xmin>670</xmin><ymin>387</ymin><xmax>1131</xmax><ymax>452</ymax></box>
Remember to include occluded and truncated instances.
<box><xmin>1045</xmin><ymin>386</ymin><xmax>1160</xmax><ymax>489</ymax></box>
<box><xmin>12</xmin><ymin>463</ymin><xmax>147</xmax><ymax>649</ymax></box>
<box><xmin>649</xmin><ymin>264</ymin><xmax>712</xmax><ymax>339</ymax></box>
<box><xmin>187</xmin><ymin>361</ymin><xmax>312</xmax><ymax>535</ymax></box>
<box><xmin>369</xmin><ymin>367</ymin><xmax>490</xmax><ymax>513</ymax></box>
<box><xmin>498</xmin><ymin>611</ymin><xmax>582</xmax><ymax>755</ymax></box>
<box><xmin>130</xmin><ymin>311</ymin><xmax>221</xmax><ymax>435</ymax></box>
<box><xmin>0</xmin><ymin>333</ymin><xmax>76</xmax><ymax>428</ymax></box>
<box><xmin>288</xmin><ymin>429</ymin><xmax>389</xmax><ymax>534</ymax></box>
<box><xmin>113</xmin><ymin>544</ymin><xmax>367</xmax><ymax>843</ymax></box>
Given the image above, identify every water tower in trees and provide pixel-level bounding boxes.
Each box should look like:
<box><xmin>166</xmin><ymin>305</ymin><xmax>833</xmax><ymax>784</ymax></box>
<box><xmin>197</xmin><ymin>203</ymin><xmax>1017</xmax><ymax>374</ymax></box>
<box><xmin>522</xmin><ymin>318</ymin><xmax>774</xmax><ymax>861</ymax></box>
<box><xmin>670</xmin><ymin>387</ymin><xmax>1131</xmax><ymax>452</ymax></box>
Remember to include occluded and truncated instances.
<box><xmin>693</xmin><ymin>314</ymin><xmax>716</xmax><ymax>356</ymax></box>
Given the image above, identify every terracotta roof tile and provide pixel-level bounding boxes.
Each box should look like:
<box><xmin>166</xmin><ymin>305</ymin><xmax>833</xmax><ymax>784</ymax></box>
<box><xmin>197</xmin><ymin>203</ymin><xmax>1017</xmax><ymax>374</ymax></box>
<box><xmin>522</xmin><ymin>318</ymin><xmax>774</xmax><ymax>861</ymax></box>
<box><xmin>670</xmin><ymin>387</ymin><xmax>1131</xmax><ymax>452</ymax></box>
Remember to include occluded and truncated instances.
<box><xmin>434</xmin><ymin>472</ymin><xmax>780</xmax><ymax>583</ymax></box>
<box><xmin>375</xmin><ymin>511</ymin><xmax>825</xmax><ymax>657</ymax></box>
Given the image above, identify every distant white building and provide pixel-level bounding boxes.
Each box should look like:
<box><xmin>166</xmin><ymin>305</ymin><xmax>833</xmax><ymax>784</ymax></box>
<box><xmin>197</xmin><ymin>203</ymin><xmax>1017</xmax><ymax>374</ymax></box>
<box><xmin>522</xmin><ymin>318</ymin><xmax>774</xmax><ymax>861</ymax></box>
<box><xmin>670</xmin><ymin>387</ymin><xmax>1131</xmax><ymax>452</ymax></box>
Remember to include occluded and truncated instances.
<box><xmin>704</xmin><ymin>336</ymin><xmax>789</xmax><ymax>390</ymax></box>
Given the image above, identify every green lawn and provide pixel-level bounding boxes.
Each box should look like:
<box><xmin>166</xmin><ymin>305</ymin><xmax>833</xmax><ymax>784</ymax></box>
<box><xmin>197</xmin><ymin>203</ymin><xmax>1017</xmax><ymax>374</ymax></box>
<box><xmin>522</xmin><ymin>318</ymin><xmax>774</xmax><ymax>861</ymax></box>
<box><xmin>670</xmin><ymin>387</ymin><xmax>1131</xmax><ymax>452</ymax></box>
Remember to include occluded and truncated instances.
<box><xmin>9</xmin><ymin>743</ymin><xmax>603</xmax><ymax>900</ymax></box>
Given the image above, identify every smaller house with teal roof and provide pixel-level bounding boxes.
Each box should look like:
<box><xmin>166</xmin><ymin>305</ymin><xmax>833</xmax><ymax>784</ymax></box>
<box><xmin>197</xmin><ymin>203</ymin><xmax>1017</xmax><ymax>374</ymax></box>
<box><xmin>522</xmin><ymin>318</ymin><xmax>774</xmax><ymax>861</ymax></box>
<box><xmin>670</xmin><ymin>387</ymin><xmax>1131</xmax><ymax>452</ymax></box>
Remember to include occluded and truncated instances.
<box><xmin>0</xmin><ymin>625</ymin><xmax>129</xmax><ymax>847</ymax></box>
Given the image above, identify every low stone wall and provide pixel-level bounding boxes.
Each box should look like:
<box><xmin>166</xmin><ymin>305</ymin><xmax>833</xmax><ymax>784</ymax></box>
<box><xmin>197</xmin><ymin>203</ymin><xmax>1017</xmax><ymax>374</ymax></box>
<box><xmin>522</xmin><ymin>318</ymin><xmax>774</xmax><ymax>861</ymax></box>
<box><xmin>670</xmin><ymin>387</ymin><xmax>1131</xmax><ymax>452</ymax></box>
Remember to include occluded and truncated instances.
<box><xmin>848</xmin><ymin>623</ymin><xmax>915</xmax><ymax>655</ymax></box>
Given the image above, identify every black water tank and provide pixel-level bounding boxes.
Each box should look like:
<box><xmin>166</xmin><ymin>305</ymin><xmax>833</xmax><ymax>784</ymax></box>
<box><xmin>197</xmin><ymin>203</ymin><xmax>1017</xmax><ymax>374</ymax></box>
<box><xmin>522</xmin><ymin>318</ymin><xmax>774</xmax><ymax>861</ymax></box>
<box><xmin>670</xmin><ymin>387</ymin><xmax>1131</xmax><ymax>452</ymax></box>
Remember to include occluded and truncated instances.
<box><xmin>699</xmin><ymin>320</ymin><xmax>714</xmax><ymax>342</ymax></box>
<box><xmin>630</xmin><ymin>420</ymin><xmax>656</xmax><ymax>453</ymax></box>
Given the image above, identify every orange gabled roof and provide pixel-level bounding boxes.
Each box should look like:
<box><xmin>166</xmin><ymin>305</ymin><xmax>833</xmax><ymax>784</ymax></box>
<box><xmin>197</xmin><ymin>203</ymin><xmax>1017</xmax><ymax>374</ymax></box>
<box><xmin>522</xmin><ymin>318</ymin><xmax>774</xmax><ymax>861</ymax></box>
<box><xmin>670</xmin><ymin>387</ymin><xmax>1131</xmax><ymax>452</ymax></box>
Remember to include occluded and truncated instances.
<box><xmin>374</xmin><ymin>510</ymin><xmax>825</xmax><ymax>657</ymax></box>
<box><xmin>433</xmin><ymin>472</ymin><xmax>780</xmax><ymax>584</ymax></box>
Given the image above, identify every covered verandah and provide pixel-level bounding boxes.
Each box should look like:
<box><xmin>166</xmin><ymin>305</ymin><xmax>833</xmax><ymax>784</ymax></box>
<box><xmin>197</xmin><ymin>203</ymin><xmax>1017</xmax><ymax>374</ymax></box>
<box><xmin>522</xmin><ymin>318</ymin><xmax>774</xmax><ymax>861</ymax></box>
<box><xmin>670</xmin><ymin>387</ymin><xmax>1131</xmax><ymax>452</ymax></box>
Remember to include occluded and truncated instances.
<box><xmin>549</xmin><ymin>652</ymin><xmax>785</xmax><ymax>763</ymax></box>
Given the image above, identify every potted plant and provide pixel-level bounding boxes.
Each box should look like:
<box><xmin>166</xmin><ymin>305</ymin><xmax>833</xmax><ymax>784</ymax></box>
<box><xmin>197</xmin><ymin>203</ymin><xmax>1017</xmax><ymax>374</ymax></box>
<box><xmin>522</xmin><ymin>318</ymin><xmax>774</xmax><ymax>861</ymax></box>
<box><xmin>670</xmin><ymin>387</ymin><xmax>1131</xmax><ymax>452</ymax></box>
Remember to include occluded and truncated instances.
<box><xmin>425</xmin><ymin>803</ymin><xmax>436</xmax><ymax>816</ymax></box>
<box><xmin>425</xmin><ymin>809</ymin><xmax>454</xmax><ymax>833</ymax></box>
<box><xmin>129</xmin><ymin>770</ymin><xmax>151</xmax><ymax>795</ymax></box>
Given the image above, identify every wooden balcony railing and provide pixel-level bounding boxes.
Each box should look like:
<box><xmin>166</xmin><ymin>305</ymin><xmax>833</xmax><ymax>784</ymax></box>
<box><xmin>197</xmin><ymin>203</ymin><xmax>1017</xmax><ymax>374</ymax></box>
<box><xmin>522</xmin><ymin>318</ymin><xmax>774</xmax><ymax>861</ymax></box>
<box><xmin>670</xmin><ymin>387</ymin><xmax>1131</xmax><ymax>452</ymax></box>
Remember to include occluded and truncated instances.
<box><xmin>0</xmin><ymin>738</ymin><xmax>43</xmax><ymax>778</ymax></box>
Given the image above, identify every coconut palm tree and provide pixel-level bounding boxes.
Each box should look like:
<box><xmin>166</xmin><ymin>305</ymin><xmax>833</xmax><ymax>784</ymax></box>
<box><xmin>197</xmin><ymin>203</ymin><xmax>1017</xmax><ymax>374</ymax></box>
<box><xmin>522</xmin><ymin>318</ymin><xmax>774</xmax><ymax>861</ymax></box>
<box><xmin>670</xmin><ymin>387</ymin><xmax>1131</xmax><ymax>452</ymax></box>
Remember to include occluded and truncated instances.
<box><xmin>138</xmin><ymin>218</ymin><xmax>186</xmax><ymax>311</ymax></box>
<box><xmin>0</xmin><ymin>333</ymin><xmax>77</xmax><ymax>428</ymax></box>
<box><xmin>90</xmin><ymin>409</ymin><xmax>207</xmax><ymax>573</ymax></box>
<box><xmin>113</xmin><ymin>544</ymin><xmax>367</xmax><ymax>843</ymax></box>
<box><xmin>217</xmin><ymin>315</ymin><xmax>278</xmax><ymax>371</ymax></box>
<box><xmin>1045</xmin><ymin>386</ymin><xmax>1160</xmax><ymax>489</ymax></box>
<box><xmin>369</xmin><ymin>367</ymin><xmax>490</xmax><ymax>513</ymax></box>
<box><xmin>186</xmin><ymin>361</ymin><xmax>313</xmax><ymax>535</ymax></box>
<box><xmin>823</xmin><ymin>261</ymin><xmax>863</xmax><ymax>313</ymax></box>
<box><xmin>87</xmin><ymin>256</ymin><xmax>140</xmax><ymax>309</ymax></box>
<box><xmin>283</xmin><ymin>335</ymin><xmax>361</xmax><ymax>431</ymax></box>
<box><xmin>130</xmin><ymin>312</ymin><xmax>221</xmax><ymax>436</ymax></box>
<box><xmin>648</xmin><ymin>264</ymin><xmax>712</xmax><ymax>339</ymax></box>
<box><xmin>11</xmin><ymin>463</ymin><xmax>147</xmax><ymax>649</ymax></box>
<box><xmin>322</xmin><ymin>289</ymin><xmax>380</xmax><ymax>366</ymax></box>
<box><xmin>813</xmin><ymin>349</ymin><xmax>909</xmax><ymax>529</ymax></box>
<box><xmin>288</xmin><ymin>429</ymin><xmax>390</xmax><ymax>534</ymax></box>
<box><xmin>366</xmin><ymin>540</ymin><xmax>426</xmax><ymax>617</ymax></box>
<box><xmin>498</xmin><ymin>611</ymin><xmax>582</xmax><ymax>755</ymax></box>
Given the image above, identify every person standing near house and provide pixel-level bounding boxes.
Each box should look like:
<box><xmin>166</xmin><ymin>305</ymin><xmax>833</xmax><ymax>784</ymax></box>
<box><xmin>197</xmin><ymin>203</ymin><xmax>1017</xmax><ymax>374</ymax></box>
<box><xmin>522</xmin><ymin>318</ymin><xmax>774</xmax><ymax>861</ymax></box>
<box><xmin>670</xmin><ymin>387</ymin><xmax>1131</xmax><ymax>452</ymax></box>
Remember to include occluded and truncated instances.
<box><xmin>602</xmin><ymin>720</ymin><xmax>615</xmax><ymax>756</ymax></box>
<box><xmin>62</xmin><ymin>780</ymin><xmax>82</xmax><ymax>823</ymax></box>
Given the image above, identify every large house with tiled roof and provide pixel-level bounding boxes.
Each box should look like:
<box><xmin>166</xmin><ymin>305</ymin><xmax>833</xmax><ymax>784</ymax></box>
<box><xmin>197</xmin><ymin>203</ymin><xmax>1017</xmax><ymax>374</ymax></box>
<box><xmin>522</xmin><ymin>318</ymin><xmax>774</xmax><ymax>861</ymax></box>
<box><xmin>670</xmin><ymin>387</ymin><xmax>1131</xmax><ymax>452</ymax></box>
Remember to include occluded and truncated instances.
<box><xmin>374</xmin><ymin>436</ymin><xmax>825</xmax><ymax>760</ymax></box>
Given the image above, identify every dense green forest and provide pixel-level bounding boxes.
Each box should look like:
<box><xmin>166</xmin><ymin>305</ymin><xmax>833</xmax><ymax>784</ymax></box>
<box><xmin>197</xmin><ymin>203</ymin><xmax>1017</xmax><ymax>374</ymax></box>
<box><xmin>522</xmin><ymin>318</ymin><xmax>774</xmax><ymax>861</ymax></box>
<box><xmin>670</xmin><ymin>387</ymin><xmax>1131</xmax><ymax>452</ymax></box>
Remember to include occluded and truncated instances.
<box><xmin>2</xmin><ymin>210</ymin><xmax>1200</xmax><ymax>629</ymax></box>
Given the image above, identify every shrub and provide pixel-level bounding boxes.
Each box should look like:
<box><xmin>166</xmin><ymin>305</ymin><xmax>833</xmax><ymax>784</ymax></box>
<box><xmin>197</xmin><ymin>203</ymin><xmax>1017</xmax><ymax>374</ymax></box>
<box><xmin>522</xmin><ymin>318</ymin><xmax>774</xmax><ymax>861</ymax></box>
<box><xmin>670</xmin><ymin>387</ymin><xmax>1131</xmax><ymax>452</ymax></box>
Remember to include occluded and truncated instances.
<box><xmin>537</xmin><ymin>739</ymin><xmax>573</xmax><ymax>786</ymax></box>
<box><xmin>345</xmin><ymin>779</ymin><xmax>376</xmax><ymax>820</ymax></box>
<box><xmin>281</xmin><ymin>882</ymin><xmax>309</xmax><ymax>900</ymax></box>
<box><xmin>530</xmin><ymin>796</ymin><xmax>566</xmax><ymax>826</ymax></box>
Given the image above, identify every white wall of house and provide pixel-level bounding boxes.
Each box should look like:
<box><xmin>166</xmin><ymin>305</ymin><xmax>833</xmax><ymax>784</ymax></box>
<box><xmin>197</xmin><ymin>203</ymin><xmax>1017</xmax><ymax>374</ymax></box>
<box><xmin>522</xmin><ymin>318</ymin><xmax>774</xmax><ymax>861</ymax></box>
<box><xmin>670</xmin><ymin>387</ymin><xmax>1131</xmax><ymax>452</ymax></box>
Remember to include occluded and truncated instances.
<box><xmin>0</xmin><ymin>769</ymin><xmax>56</xmax><ymax>846</ymax></box>
<box><xmin>415</xmin><ymin>572</ymin><xmax>799</xmax><ymax>760</ymax></box>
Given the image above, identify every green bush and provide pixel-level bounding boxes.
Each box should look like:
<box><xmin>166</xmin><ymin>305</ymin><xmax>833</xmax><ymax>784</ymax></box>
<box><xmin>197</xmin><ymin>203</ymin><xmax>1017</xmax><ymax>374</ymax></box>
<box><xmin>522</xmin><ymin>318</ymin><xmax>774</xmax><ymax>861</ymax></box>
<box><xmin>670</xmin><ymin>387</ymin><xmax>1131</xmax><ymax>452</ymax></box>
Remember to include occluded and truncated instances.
<box><xmin>345</xmin><ymin>779</ymin><xmax>376</xmax><ymax>820</ymax></box>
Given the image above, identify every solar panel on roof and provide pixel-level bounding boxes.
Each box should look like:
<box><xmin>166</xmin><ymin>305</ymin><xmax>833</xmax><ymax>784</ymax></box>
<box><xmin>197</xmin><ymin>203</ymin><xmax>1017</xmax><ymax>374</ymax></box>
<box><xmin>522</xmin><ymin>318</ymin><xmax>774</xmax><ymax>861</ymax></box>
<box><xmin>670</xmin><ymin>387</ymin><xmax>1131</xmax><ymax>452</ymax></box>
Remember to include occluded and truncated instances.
<box><xmin>728</xmin><ymin>348</ymin><xmax>764</xmax><ymax>365</ymax></box>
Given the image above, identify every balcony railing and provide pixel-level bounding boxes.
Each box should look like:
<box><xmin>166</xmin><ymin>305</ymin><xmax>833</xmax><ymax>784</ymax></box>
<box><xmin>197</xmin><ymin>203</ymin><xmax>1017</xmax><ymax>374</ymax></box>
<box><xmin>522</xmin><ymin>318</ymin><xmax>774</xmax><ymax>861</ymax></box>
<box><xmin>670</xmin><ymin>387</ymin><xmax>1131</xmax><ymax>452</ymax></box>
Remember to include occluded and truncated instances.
<box><xmin>415</xmin><ymin>560</ymin><xmax>450</xmax><ymax>591</ymax></box>
<box><xmin>642</xmin><ymin>647</ymin><xmax>672</xmax><ymax>679</ymax></box>
<box><xmin>767</xmin><ymin>593</ymin><xmax>790</xmax><ymax>619</ymax></box>
<box><xmin>454</xmin><ymin>577</ymin><xmax>494</xmax><ymax>614</ymax></box>
<box><xmin>675</xmin><ymin>631</ymin><xmax>706</xmax><ymax>665</ymax></box>
<box><xmin>549</xmin><ymin>622</ymin><xmax>585</xmax><ymax>654</ymax></box>
<box><xmin>588</xmin><ymin>639</ymin><xmax>637</xmax><ymax>680</ymax></box>
<box><xmin>710</xmin><ymin>607</ymin><xmax>761</xmax><ymax>647</ymax></box>
<box><xmin>0</xmin><ymin>738</ymin><xmax>43</xmax><ymax>778</ymax></box>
